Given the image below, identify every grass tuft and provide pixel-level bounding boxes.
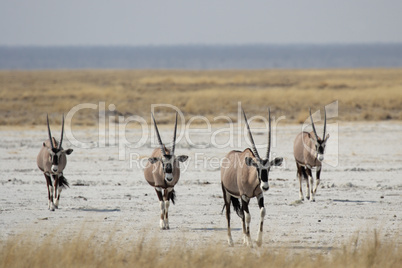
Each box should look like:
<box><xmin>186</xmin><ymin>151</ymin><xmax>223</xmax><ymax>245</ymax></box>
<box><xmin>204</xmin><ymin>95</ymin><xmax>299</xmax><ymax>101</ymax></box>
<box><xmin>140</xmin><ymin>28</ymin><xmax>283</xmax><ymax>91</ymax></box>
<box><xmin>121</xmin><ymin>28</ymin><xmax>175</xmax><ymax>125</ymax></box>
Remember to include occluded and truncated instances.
<box><xmin>0</xmin><ymin>229</ymin><xmax>400</xmax><ymax>268</ymax></box>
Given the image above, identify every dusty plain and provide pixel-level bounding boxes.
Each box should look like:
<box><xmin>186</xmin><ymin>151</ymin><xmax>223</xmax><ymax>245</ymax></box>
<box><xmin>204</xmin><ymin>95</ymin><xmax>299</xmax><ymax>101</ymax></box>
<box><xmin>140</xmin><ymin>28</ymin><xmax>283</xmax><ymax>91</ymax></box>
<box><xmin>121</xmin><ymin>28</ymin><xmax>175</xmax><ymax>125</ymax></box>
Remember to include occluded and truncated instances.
<box><xmin>0</xmin><ymin>69</ymin><xmax>401</xmax><ymax>266</ymax></box>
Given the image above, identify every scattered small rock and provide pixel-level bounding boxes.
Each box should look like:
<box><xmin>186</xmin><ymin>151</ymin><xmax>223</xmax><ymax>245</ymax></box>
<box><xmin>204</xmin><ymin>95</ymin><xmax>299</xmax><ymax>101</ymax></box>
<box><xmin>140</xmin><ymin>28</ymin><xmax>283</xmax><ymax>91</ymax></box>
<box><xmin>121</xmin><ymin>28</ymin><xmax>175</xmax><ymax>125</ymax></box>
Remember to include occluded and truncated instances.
<box><xmin>75</xmin><ymin>196</ymin><xmax>88</xmax><ymax>201</ymax></box>
<box><xmin>380</xmin><ymin>195</ymin><xmax>384</xmax><ymax>199</ymax></box>
<box><xmin>72</xmin><ymin>182</ymin><xmax>89</xmax><ymax>186</ymax></box>
<box><xmin>38</xmin><ymin>217</ymin><xmax>48</xmax><ymax>221</ymax></box>
<box><xmin>290</xmin><ymin>200</ymin><xmax>303</xmax><ymax>206</ymax></box>
<box><xmin>345</xmin><ymin>182</ymin><xmax>354</xmax><ymax>187</ymax></box>
<box><xmin>318</xmin><ymin>220</ymin><xmax>321</xmax><ymax>222</ymax></box>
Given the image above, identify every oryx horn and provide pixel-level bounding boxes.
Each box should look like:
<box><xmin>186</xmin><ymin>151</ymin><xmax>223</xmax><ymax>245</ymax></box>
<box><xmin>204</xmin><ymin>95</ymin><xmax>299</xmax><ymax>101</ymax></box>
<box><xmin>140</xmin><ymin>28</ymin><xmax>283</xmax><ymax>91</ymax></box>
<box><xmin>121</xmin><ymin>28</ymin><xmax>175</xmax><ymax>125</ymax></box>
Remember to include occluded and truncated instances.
<box><xmin>266</xmin><ymin>108</ymin><xmax>271</xmax><ymax>160</ymax></box>
<box><xmin>46</xmin><ymin>114</ymin><xmax>55</xmax><ymax>150</ymax></box>
<box><xmin>242</xmin><ymin>108</ymin><xmax>260</xmax><ymax>160</ymax></box>
<box><xmin>171</xmin><ymin>112</ymin><xmax>178</xmax><ymax>155</ymax></box>
<box><xmin>323</xmin><ymin>107</ymin><xmax>327</xmax><ymax>140</ymax></box>
<box><xmin>151</xmin><ymin>113</ymin><xmax>165</xmax><ymax>155</ymax></box>
<box><xmin>58</xmin><ymin>114</ymin><xmax>64</xmax><ymax>149</ymax></box>
<box><xmin>309</xmin><ymin>108</ymin><xmax>319</xmax><ymax>141</ymax></box>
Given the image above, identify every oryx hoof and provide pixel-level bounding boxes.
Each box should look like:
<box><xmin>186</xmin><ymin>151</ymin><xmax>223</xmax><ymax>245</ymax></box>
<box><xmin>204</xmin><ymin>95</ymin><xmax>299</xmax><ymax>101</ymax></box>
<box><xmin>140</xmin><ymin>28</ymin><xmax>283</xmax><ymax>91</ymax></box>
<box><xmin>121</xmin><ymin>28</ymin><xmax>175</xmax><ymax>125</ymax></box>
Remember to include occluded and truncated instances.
<box><xmin>160</xmin><ymin>220</ymin><xmax>165</xmax><ymax>230</ymax></box>
<box><xmin>49</xmin><ymin>203</ymin><xmax>56</xmax><ymax>211</ymax></box>
<box><xmin>255</xmin><ymin>239</ymin><xmax>262</xmax><ymax>247</ymax></box>
<box><xmin>243</xmin><ymin>237</ymin><xmax>253</xmax><ymax>248</ymax></box>
<box><xmin>228</xmin><ymin>238</ymin><xmax>234</xmax><ymax>247</ymax></box>
<box><xmin>306</xmin><ymin>196</ymin><xmax>310</xmax><ymax>200</ymax></box>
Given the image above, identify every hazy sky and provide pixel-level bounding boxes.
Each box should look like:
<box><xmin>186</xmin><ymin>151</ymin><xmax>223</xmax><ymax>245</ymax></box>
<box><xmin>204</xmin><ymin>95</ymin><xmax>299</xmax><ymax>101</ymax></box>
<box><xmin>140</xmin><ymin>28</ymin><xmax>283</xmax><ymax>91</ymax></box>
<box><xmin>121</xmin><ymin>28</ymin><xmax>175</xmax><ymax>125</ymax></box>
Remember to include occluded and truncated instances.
<box><xmin>1</xmin><ymin>0</ymin><xmax>401</xmax><ymax>46</ymax></box>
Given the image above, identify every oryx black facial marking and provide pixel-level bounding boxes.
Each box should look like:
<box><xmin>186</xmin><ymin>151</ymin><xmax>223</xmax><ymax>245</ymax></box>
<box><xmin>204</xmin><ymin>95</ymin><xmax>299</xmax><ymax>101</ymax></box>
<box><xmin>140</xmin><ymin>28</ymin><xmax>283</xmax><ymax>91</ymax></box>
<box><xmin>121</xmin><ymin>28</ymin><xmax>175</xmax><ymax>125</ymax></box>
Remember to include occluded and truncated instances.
<box><xmin>221</xmin><ymin>108</ymin><xmax>283</xmax><ymax>247</ymax></box>
<box><xmin>162</xmin><ymin>155</ymin><xmax>173</xmax><ymax>174</ymax></box>
<box><xmin>314</xmin><ymin>138</ymin><xmax>327</xmax><ymax>159</ymax></box>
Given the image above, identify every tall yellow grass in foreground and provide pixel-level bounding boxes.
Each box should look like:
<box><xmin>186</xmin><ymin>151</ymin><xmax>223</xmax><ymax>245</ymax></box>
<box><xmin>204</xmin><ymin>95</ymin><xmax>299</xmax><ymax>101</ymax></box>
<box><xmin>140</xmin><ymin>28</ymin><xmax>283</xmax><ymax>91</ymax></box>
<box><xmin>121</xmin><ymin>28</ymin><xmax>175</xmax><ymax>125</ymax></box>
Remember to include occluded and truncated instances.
<box><xmin>1</xmin><ymin>69</ymin><xmax>402</xmax><ymax>126</ymax></box>
<box><xmin>0</xmin><ymin>230</ymin><xmax>400</xmax><ymax>268</ymax></box>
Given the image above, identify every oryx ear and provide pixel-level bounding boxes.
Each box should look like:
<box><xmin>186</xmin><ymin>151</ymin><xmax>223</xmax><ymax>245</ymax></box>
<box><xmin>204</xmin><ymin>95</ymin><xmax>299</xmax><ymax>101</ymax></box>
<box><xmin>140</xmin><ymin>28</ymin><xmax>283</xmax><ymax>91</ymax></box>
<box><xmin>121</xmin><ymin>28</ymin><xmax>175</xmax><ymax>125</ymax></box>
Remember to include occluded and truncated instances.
<box><xmin>245</xmin><ymin>157</ymin><xmax>256</xmax><ymax>167</ymax></box>
<box><xmin>148</xmin><ymin>157</ymin><xmax>160</xmax><ymax>164</ymax></box>
<box><xmin>325</xmin><ymin>133</ymin><xmax>330</xmax><ymax>141</ymax></box>
<box><xmin>64</xmin><ymin>149</ymin><xmax>73</xmax><ymax>155</ymax></box>
<box><xmin>270</xmin><ymin>157</ymin><xmax>283</xmax><ymax>167</ymax></box>
<box><xmin>177</xmin><ymin>155</ymin><xmax>188</xmax><ymax>162</ymax></box>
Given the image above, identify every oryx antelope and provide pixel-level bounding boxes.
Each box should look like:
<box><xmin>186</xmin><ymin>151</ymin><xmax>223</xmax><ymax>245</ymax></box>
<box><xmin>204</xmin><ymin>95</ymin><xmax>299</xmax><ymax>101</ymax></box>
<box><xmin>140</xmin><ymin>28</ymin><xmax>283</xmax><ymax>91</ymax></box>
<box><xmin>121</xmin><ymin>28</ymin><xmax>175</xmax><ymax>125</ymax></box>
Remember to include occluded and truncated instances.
<box><xmin>144</xmin><ymin>113</ymin><xmax>188</xmax><ymax>229</ymax></box>
<box><xmin>293</xmin><ymin>108</ymin><xmax>330</xmax><ymax>201</ymax></box>
<box><xmin>221</xmin><ymin>109</ymin><xmax>283</xmax><ymax>247</ymax></box>
<box><xmin>37</xmin><ymin>115</ymin><xmax>73</xmax><ymax>211</ymax></box>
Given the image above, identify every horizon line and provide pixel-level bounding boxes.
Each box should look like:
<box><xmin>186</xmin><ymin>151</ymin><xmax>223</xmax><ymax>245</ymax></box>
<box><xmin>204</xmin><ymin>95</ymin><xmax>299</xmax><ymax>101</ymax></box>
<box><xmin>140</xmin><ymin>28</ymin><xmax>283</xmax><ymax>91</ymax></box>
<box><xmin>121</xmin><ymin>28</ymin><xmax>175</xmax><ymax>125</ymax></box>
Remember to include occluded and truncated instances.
<box><xmin>1</xmin><ymin>42</ymin><xmax>402</xmax><ymax>48</ymax></box>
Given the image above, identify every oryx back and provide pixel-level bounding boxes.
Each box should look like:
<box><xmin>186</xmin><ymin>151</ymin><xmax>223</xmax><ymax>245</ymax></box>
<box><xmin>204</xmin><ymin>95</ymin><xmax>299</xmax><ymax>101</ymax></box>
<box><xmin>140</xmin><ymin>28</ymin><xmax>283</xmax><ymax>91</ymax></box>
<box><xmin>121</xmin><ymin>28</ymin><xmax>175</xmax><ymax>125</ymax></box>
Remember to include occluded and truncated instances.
<box><xmin>221</xmin><ymin>149</ymin><xmax>260</xmax><ymax>198</ymax></box>
<box><xmin>293</xmin><ymin>131</ymin><xmax>321</xmax><ymax>168</ymax></box>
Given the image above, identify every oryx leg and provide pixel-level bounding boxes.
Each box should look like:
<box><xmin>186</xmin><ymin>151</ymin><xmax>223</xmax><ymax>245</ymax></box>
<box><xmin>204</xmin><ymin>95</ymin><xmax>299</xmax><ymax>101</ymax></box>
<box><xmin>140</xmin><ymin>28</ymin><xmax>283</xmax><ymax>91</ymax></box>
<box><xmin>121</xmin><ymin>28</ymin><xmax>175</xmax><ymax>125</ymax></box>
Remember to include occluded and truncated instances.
<box><xmin>255</xmin><ymin>193</ymin><xmax>265</xmax><ymax>247</ymax></box>
<box><xmin>296</xmin><ymin>163</ymin><xmax>304</xmax><ymax>201</ymax></box>
<box><xmin>222</xmin><ymin>185</ymin><xmax>233</xmax><ymax>246</ymax></box>
<box><xmin>241</xmin><ymin>195</ymin><xmax>252</xmax><ymax>248</ymax></box>
<box><xmin>54</xmin><ymin>174</ymin><xmax>65</xmax><ymax>208</ymax></box>
<box><xmin>306</xmin><ymin>168</ymin><xmax>314</xmax><ymax>201</ymax></box>
<box><xmin>155</xmin><ymin>187</ymin><xmax>166</xmax><ymax>229</ymax></box>
<box><xmin>312</xmin><ymin>166</ymin><xmax>321</xmax><ymax>201</ymax></box>
<box><xmin>52</xmin><ymin>174</ymin><xmax>60</xmax><ymax>209</ymax></box>
<box><xmin>45</xmin><ymin>174</ymin><xmax>55</xmax><ymax>211</ymax></box>
<box><xmin>163</xmin><ymin>188</ymin><xmax>173</xmax><ymax>230</ymax></box>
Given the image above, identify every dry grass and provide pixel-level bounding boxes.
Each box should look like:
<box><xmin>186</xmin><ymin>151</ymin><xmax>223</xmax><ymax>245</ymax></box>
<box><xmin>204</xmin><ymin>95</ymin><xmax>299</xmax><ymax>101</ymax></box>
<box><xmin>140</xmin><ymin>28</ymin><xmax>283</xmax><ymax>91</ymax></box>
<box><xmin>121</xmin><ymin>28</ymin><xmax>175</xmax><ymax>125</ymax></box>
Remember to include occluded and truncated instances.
<box><xmin>0</xmin><ymin>229</ymin><xmax>400</xmax><ymax>268</ymax></box>
<box><xmin>1</xmin><ymin>69</ymin><xmax>402</xmax><ymax>126</ymax></box>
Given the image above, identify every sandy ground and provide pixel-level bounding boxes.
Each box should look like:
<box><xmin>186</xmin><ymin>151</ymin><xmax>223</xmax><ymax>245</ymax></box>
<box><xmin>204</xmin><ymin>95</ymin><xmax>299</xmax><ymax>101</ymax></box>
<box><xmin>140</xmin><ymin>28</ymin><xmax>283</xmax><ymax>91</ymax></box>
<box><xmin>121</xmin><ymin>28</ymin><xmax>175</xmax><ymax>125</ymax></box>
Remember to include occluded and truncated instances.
<box><xmin>0</xmin><ymin>121</ymin><xmax>401</xmax><ymax>252</ymax></box>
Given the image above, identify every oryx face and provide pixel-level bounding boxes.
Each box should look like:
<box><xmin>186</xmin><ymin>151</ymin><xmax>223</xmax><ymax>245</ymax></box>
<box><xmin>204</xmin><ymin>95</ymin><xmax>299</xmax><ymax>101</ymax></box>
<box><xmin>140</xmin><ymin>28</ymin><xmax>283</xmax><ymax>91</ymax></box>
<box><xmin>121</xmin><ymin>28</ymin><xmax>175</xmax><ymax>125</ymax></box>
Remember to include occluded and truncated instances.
<box><xmin>245</xmin><ymin>157</ymin><xmax>283</xmax><ymax>192</ymax></box>
<box><xmin>149</xmin><ymin>154</ymin><xmax>188</xmax><ymax>183</ymax></box>
<box><xmin>49</xmin><ymin>148</ymin><xmax>62</xmax><ymax>173</ymax></box>
<box><xmin>311</xmin><ymin>134</ymin><xmax>330</xmax><ymax>162</ymax></box>
<box><xmin>309</xmin><ymin>107</ymin><xmax>329</xmax><ymax>162</ymax></box>
<box><xmin>47</xmin><ymin>147</ymin><xmax>73</xmax><ymax>173</ymax></box>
